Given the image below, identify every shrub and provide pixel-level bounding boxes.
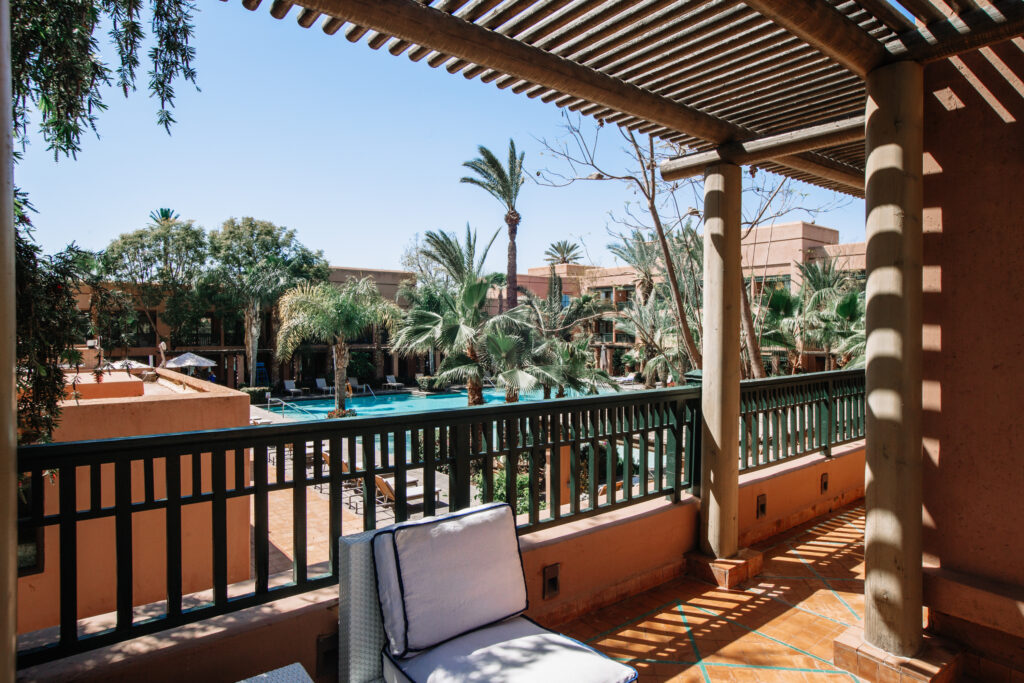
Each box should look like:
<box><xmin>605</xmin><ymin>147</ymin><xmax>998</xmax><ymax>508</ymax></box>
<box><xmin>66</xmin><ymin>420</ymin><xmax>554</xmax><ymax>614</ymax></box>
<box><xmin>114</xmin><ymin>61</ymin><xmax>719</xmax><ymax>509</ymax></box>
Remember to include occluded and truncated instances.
<box><xmin>472</xmin><ymin>469</ymin><xmax>544</xmax><ymax>515</ymax></box>
<box><xmin>327</xmin><ymin>408</ymin><xmax>357</xmax><ymax>419</ymax></box>
<box><xmin>240</xmin><ymin>386</ymin><xmax>270</xmax><ymax>405</ymax></box>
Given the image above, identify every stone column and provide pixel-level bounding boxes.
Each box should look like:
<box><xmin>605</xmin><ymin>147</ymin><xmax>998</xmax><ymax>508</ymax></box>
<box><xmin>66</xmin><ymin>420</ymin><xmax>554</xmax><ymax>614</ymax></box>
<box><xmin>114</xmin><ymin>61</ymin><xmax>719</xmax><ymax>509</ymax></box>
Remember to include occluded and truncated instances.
<box><xmin>1</xmin><ymin>0</ymin><xmax>16</xmax><ymax>676</ymax></box>
<box><xmin>864</xmin><ymin>60</ymin><xmax>924</xmax><ymax>657</ymax></box>
<box><xmin>391</xmin><ymin>353</ymin><xmax>399</xmax><ymax>377</ymax></box>
<box><xmin>700</xmin><ymin>162</ymin><xmax>742</xmax><ymax>559</ymax></box>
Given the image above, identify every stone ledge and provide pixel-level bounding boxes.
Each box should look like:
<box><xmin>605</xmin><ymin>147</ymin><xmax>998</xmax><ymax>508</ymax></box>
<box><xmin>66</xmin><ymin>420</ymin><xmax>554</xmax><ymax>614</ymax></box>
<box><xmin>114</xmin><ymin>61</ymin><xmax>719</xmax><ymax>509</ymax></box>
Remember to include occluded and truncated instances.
<box><xmin>684</xmin><ymin>547</ymin><xmax>763</xmax><ymax>589</ymax></box>
<box><xmin>833</xmin><ymin>626</ymin><xmax>961</xmax><ymax>682</ymax></box>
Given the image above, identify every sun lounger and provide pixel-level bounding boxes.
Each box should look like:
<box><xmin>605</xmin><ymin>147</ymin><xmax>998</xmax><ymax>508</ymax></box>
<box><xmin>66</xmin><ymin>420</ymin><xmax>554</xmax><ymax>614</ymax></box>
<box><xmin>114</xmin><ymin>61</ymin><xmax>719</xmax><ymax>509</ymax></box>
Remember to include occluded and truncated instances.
<box><xmin>614</xmin><ymin>372</ymin><xmax>637</xmax><ymax>385</ymax></box>
<box><xmin>348</xmin><ymin>377</ymin><xmax>370</xmax><ymax>394</ymax></box>
<box><xmin>315</xmin><ymin>378</ymin><xmax>334</xmax><ymax>395</ymax></box>
<box><xmin>383</xmin><ymin>375</ymin><xmax>404</xmax><ymax>391</ymax></box>
<box><xmin>283</xmin><ymin>379</ymin><xmax>303</xmax><ymax>397</ymax></box>
<box><xmin>374</xmin><ymin>474</ymin><xmax>438</xmax><ymax>508</ymax></box>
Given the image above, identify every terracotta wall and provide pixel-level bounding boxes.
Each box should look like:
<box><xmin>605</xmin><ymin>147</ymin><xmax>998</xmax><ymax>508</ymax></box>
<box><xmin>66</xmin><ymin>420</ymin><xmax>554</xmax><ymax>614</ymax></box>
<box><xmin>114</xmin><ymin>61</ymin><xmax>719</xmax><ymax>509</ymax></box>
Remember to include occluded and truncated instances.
<box><xmin>920</xmin><ymin>40</ymin><xmax>1024</xmax><ymax>673</ymax></box>
<box><xmin>18</xmin><ymin>371</ymin><xmax>251</xmax><ymax>634</ymax></box>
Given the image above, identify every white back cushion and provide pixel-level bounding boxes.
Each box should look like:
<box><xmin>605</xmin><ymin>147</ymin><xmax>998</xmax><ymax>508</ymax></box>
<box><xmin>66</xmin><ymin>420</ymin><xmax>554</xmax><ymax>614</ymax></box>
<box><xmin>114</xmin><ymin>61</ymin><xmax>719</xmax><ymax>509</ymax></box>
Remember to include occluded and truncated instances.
<box><xmin>372</xmin><ymin>503</ymin><xmax>527</xmax><ymax>657</ymax></box>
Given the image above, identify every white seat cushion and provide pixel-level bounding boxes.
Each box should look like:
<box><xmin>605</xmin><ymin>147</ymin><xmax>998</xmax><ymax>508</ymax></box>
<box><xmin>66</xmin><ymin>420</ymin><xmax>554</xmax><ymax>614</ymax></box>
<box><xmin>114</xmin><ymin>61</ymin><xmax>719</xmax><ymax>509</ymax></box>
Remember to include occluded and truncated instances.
<box><xmin>373</xmin><ymin>503</ymin><xmax>527</xmax><ymax>657</ymax></box>
<box><xmin>381</xmin><ymin>616</ymin><xmax>637</xmax><ymax>683</ymax></box>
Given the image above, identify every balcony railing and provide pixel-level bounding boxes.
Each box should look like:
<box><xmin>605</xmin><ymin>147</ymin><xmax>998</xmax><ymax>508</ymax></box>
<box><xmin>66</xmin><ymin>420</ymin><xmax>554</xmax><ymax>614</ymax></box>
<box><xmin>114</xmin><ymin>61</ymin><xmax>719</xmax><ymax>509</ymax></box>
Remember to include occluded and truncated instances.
<box><xmin>738</xmin><ymin>369</ymin><xmax>865</xmax><ymax>471</ymax></box>
<box><xmin>177</xmin><ymin>332</ymin><xmax>214</xmax><ymax>347</ymax></box>
<box><xmin>15</xmin><ymin>369</ymin><xmax>864</xmax><ymax>668</ymax></box>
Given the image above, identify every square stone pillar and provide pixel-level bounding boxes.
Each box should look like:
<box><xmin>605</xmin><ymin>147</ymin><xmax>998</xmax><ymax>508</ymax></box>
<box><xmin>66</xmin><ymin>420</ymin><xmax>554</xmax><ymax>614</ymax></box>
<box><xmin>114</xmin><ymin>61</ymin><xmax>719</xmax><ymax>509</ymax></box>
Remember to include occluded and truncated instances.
<box><xmin>699</xmin><ymin>162</ymin><xmax>742</xmax><ymax>559</ymax></box>
<box><xmin>864</xmin><ymin>59</ymin><xmax>924</xmax><ymax>657</ymax></box>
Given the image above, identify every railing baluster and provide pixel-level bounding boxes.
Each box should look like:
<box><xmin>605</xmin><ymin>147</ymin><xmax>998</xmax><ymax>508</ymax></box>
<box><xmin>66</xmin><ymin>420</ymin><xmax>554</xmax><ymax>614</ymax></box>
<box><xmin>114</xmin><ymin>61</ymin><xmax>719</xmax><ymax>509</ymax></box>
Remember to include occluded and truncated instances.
<box><xmin>423</xmin><ymin>428</ymin><xmax>436</xmax><ymax>518</ymax></box>
<box><xmin>569</xmin><ymin>411</ymin><xmax>581</xmax><ymax>515</ymax></box>
<box><xmin>361</xmin><ymin>435</ymin><xmax>376</xmax><ymax>531</ymax></box>
<box><xmin>329</xmin><ymin>434</ymin><xmax>342</xmax><ymax>577</ymax></box>
<box><xmin>505</xmin><ymin>418</ymin><xmax>518</xmax><ymax>517</ymax></box>
<box><xmin>166</xmin><ymin>451</ymin><xmax>183</xmax><ymax>617</ymax></box>
<box><xmin>115</xmin><ymin>457</ymin><xmax>134</xmax><ymax>630</ymax></box>
<box><xmin>253</xmin><ymin>443</ymin><xmax>269</xmax><ymax>594</ymax></box>
<box><xmin>58</xmin><ymin>464</ymin><xmax>78</xmax><ymax>647</ymax></box>
<box><xmin>212</xmin><ymin>448</ymin><xmax>228</xmax><ymax>606</ymax></box>
<box><xmin>549</xmin><ymin>412</ymin><xmax>562</xmax><ymax>521</ymax></box>
<box><xmin>293</xmin><ymin>439</ymin><xmax>307</xmax><ymax>585</ymax></box>
<box><xmin>528</xmin><ymin>415</ymin><xmax>541</xmax><ymax>525</ymax></box>
<box><xmin>394</xmin><ymin>429</ymin><xmax>408</xmax><ymax>523</ymax></box>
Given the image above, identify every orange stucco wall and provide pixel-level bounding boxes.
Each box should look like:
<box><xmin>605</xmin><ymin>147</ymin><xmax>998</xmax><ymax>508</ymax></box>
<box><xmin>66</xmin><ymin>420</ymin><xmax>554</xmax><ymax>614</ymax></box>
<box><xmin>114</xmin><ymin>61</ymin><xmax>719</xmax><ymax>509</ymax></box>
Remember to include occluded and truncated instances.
<box><xmin>18</xmin><ymin>370</ymin><xmax>251</xmax><ymax>634</ymax></box>
<box><xmin>920</xmin><ymin>41</ymin><xmax>1024</xmax><ymax>671</ymax></box>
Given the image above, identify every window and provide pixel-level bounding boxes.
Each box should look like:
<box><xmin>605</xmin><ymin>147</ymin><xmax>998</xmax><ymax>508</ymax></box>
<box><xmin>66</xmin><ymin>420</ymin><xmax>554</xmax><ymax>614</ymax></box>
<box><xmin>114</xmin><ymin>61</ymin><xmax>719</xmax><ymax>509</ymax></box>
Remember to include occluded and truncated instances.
<box><xmin>134</xmin><ymin>314</ymin><xmax>156</xmax><ymax>347</ymax></box>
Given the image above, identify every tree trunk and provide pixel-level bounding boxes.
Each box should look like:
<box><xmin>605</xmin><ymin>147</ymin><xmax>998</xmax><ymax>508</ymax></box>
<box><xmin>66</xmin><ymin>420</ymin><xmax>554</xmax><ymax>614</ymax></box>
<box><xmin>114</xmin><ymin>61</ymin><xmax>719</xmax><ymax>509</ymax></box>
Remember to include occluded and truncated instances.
<box><xmin>506</xmin><ymin>211</ymin><xmax>519</xmax><ymax>309</ymax></box>
<box><xmin>372</xmin><ymin>325</ymin><xmax>384</xmax><ymax>378</ymax></box>
<box><xmin>244</xmin><ymin>303</ymin><xmax>261</xmax><ymax>387</ymax></box>
<box><xmin>333</xmin><ymin>340</ymin><xmax>348</xmax><ymax>412</ymax></box>
<box><xmin>741</xmin><ymin>276</ymin><xmax>767</xmax><ymax>378</ymax></box>
<box><xmin>543</xmin><ymin>386</ymin><xmax>551</xmax><ymax>400</ymax></box>
<box><xmin>466</xmin><ymin>344</ymin><xmax>485</xmax><ymax>406</ymax></box>
<box><xmin>555</xmin><ymin>386</ymin><xmax>565</xmax><ymax>398</ymax></box>
<box><xmin>505</xmin><ymin>386</ymin><xmax>518</xmax><ymax>403</ymax></box>
<box><xmin>269</xmin><ymin>305</ymin><xmax>282</xmax><ymax>388</ymax></box>
<box><xmin>649</xmin><ymin>203</ymin><xmax>702</xmax><ymax>369</ymax></box>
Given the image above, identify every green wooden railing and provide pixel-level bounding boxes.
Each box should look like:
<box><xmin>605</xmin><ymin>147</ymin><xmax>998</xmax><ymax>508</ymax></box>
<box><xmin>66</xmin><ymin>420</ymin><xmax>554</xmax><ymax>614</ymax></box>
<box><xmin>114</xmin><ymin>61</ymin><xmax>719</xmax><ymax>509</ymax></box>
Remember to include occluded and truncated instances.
<box><xmin>14</xmin><ymin>369</ymin><xmax>864</xmax><ymax>667</ymax></box>
<box><xmin>739</xmin><ymin>369</ymin><xmax>865</xmax><ymax>471</ymax></box>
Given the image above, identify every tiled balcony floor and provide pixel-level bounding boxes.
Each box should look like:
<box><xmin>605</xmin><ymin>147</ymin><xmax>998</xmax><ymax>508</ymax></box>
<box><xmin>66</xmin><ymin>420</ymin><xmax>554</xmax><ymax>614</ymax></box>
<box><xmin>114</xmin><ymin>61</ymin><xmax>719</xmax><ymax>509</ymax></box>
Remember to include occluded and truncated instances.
<box><xmin>562</xmin><ymin>504</ymin><xmax>866</xmax><ymax>682</ymax></box>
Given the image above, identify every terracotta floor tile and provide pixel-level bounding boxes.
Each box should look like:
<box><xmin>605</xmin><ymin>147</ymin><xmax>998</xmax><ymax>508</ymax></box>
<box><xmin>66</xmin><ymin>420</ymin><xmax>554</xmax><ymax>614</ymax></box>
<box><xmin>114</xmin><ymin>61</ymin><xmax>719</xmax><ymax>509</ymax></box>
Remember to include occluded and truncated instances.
<box><xmin>562</xmin><ymin>503</ymin><xmax>867</xmax><ymax>682</ymax></box>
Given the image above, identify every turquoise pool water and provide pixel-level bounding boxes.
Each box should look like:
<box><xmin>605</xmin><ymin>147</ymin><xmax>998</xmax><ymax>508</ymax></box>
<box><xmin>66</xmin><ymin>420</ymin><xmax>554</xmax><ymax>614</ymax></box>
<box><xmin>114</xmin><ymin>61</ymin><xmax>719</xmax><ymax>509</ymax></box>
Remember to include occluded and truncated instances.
<box><xmin>269</xmin><ymin>387</ymin><xmax>612</xmax><ymax>421</ymax></box>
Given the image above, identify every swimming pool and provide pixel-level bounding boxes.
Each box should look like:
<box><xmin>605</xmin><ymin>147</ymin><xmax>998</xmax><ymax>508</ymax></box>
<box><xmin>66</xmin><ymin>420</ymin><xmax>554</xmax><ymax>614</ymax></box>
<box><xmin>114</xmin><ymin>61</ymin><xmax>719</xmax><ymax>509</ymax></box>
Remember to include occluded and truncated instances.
<box><xmin>267</xmin><ymin>387</ymin><xmax>614</xmax><ymax>421</ymax></box>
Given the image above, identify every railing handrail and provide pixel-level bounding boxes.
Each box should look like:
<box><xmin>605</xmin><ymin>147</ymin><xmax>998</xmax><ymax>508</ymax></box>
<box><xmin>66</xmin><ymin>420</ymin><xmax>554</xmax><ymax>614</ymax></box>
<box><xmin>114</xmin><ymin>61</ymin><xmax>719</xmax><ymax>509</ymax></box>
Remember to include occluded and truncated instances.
<box><xmin>19</xmin><ymin>385</ymin><xmax>703</xmax><ymax>459</ymax></box>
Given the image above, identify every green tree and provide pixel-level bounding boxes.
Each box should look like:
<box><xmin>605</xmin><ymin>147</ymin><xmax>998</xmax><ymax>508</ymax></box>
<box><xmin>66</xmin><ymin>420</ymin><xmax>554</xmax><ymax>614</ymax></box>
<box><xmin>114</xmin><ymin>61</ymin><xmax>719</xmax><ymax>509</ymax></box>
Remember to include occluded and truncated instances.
<box><xmin>544</xmin><ymin>240</ymin><xmax>582</xmax><ymax>265</ymax></box>
<box><xmin>460</xmin><ymin>139</ymin><xmax>525</xmax><ymax>309</ymax></box>
<box><xmin>12</xmin><ymin>0</ymin><xmax>197</xmax><ymax>159</ymax></box>
<box><xmin>15</xmin><ymin>201</ymin><xmax>89</xmax><ymax>443</ymax></box>
<box><xmin>101</xmin><ymin>214</ymin><xmax>209</xmax><ymax>349</ymax></box>
<box><xmin>393</xmin><ymin>226</ymin><xmax>505</xmax><ymax>406</ymax></box>
<box><xmin>208</xmin><ymin>217</ymin><xmax>329</xmax><ymax>385</ymax></box>
<box><xmin>276</xmin><ymin>279</ymin><xmax>399</xmax><ymax>411</ymax></box>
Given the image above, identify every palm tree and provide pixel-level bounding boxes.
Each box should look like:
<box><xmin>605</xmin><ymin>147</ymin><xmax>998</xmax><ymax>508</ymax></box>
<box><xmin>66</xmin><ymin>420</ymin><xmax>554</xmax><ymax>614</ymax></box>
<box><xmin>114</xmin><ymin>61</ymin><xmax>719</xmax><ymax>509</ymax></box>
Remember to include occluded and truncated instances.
<box><xmin>485</xmin><ymin>329</ymin><xmax>540</xmax><ymax>403</ymax></box>
<box><xmin>544</xmin><ymin>240</ymin><xmax>582</xmax><ymax>265</ymax></box>
<box><xmin>393</xmin><ymin>226</ymin><xmax>505</xmax><ymax>406</ymax></box>
<box><xmin>460</xmin><ymin>139</ymin><xmax>525</xmax><ymax>309</ymax></box>
<box><xmin>148</xmin><ymin>207</ymin><xmax>179</xmax><ymax>224</ymax></box>
<box><xmin>276</xmin><ymin>278</ymin><xmax>400</xmax><ymax>411</ymax></box>
<box><xmin>608</xmin><ymin>230</ymin><xmax>659</xmax><ymax>303</ymax></box>
<box><xmin>232</xmin><ymin>259</ymin><xmax>290</xmax><ymax>388</ymax></box>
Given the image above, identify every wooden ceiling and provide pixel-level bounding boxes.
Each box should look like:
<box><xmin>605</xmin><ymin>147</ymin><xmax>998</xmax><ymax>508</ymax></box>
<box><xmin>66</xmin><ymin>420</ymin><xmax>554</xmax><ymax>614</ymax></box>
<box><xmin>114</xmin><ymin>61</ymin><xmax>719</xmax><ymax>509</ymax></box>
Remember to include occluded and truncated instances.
<box><xmin>232</xmin><ymin>0</ymin><xmax>1024</xmax><ymax>197</ymax></box>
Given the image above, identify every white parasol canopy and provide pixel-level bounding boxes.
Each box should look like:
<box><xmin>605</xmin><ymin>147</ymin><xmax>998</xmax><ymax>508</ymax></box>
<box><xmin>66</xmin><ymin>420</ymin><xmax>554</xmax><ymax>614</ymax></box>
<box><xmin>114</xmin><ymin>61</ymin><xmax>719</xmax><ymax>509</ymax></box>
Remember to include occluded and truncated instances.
<box><xmin>165</xmin><ymin>352</ymin><xmax>217</xmax><ymax>369</ymax></box>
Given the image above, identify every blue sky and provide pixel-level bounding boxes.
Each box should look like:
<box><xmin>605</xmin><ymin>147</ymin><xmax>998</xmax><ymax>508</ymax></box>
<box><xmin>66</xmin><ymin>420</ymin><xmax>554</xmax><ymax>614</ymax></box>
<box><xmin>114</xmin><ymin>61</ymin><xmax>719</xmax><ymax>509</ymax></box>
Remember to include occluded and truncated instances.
<box><xmin>16</xmin><ymin>2</ymin><xmax>866</xmax><ymax>272</ymax></box>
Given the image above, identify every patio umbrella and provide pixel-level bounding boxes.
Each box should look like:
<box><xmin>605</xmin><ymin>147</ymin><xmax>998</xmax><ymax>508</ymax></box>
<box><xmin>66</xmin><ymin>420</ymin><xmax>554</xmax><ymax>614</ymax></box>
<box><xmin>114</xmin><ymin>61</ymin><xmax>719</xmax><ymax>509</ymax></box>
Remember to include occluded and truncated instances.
<box><xmin>165</xmin><ymin>352</ymin><xmax>217</xmax><ymax>369</ymax></box>
<box><xmin>107</xmin><ymin>359</ymin><xmax>152</xmax><ymax>370</ymax></box>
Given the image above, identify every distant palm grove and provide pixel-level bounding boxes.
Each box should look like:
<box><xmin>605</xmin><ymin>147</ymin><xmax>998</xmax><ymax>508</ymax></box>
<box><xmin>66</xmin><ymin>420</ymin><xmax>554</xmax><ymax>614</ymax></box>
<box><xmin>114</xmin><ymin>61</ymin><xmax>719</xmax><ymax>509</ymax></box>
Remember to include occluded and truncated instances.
<box><xmin>16</xmin><ymin>134</ymin><xmax>865</xmax><ymax>442</ymax></box>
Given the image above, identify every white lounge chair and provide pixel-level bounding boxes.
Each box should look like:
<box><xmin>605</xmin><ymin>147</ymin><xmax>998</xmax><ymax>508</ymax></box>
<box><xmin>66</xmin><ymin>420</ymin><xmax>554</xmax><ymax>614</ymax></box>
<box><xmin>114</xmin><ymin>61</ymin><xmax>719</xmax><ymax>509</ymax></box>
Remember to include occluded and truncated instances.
<box><xmin>614</xmin><ymin>372</ymin><xmax>637</xmax><ymax>385</ymax></box>
<box><xmin>339</xmin><ymin>503</ymin><xmax>637</xmax><ymax>683</ymax></box>
<box><xmin>383</xmin><ymin>375</ymin><xmax>404</xmax><ymax>391</ymax></box>
<box><xmin>315</xmin><ymin>377</ymin><xmax>334</xmax><ymax>395</ymax></box>
<box><xmin>283</xmin><ymin>379</ymin><xmax>303</xmax><ymax>397</ymax></box>
<box><xmin>348</xmin><ymin>377</ymin><xmax>370</xmax><ymax>394</ymax></box>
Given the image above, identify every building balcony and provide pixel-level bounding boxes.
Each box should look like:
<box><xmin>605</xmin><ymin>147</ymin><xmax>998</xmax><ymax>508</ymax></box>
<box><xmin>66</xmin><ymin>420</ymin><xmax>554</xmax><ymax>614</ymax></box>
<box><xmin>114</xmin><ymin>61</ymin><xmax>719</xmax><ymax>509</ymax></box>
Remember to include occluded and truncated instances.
<box><xmin>16</xmin><ymin>369</ymin><xmax>868</xmax><ymax>682</ymax></box>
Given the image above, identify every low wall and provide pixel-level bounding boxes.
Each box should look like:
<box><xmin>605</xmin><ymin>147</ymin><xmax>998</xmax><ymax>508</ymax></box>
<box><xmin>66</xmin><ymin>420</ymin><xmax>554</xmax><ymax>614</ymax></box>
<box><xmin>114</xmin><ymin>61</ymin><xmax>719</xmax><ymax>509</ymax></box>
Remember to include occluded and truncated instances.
<box><xmin>19</xmin><ymin>371</ymin><xmax>251</xmax><ymax>633</ymax></box>
<box><xmin>19</xmin><ymin>444</ymin><xmax>866</xmax><ymax>682</ymax></box>
<box><xmin>737</xmin><ymin>440</ymin><xmax>865</xmax><ymax>548</ymax></box>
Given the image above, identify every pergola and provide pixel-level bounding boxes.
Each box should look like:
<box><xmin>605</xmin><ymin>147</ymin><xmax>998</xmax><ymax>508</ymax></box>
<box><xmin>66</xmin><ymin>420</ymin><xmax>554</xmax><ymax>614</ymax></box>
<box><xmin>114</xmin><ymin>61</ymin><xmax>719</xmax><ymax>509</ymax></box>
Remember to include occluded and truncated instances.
<box><xmin>0</xmin><ymin>0</ymin><xmax>1021</xmax><ymax>677</ymax></box>
<box><xmin>222</xmin><ymin>0</ymin><xmax>1022</xmax><ymax>663</ymax></box>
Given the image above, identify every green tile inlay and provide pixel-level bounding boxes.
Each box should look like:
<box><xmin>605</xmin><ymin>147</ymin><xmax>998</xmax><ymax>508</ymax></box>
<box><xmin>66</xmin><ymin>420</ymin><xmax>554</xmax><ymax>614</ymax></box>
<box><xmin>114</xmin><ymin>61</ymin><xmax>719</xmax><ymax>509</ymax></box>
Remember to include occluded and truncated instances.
<box><xmin>676</xmin><ymin>602</ymin><xmax>711</xmax><ymax>683</ymax></box>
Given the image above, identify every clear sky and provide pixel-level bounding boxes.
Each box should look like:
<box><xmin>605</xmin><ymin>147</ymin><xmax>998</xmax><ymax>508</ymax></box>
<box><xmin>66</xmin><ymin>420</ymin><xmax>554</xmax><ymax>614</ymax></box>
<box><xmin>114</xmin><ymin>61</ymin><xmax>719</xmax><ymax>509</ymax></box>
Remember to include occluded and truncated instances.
<box><xmin>16</xmin><ymin>2</ymin><xmax>866</xmax><ymax>273</ymax></box>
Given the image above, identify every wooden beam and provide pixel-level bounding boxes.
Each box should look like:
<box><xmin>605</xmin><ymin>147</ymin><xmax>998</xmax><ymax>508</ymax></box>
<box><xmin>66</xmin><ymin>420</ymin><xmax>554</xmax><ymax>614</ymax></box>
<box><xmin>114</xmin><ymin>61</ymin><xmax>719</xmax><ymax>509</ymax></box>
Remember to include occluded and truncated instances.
<box><xmin>661</xmin><ymin>115</ymin><xmax>865</xmax><ymax>180</ymax></box>
<box><xmin>741</xmin><ymin>0</ymin><xmax>888</xmax><ymax>77</ymax></box>
<box><xmin>291</xmin><ymin>0</ymin><xmax>743</xmax><ymax>143</ymax></box>
<box><xmin>902</xmin><ymin>2</ymin><xmax>1024</xmax><ymax>63</ymax></box>
<box><xmin>773</xmin><ymin>153</ymin><xmax>864</xmax><ymax>191</ymax></box>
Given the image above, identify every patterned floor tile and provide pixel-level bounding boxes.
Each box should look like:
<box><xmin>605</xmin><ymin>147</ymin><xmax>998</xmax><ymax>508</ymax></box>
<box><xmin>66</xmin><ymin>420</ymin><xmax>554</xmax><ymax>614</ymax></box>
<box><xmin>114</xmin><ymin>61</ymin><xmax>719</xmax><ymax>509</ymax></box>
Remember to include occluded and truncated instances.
<box><xmin>561</xmin><ymin>503</ymin><xmax>867</xmax><ymax>682</ymax></box>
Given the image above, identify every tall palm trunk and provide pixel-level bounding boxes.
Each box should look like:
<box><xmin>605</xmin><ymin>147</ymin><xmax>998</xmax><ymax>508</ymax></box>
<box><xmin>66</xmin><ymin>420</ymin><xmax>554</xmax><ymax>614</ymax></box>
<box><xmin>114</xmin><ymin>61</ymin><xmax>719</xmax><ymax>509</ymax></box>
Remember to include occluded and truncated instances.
<box><xmin>505</xmin><ymin>387</ymin><xmax>518</xmax><ymax>403</ymax></box>
<box><xmin>244</xmin><ymin>302</ymin><xmax>261</xmax><ymax>386</ymax></box>
<box><xmin>372</xmin><ymin>325</ymin><xmax>384</xmax><ymax>378</ymax></box>
<box><xmin>333</xmin><ymin>340</ymin><xmax>349</xmax><ymax>411</ymax></box>
<box><xmin>741</xmin><ymin>276</ymin><xmax>767</xmax><ymax>378</ymax></box>
<box><xmin>506</xmin><ymin>210</ymin><xmax>520</xmax><ymax>309</ymax></box>
<box><xmin>466</xmin><ymin>344</ymin><xmax>484</xmax><ymax>406</ymax></box>
<box><xmin>269</xmin><ymin>305</ymin><xmax>282</xmax><ymax>388</ymax></box>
